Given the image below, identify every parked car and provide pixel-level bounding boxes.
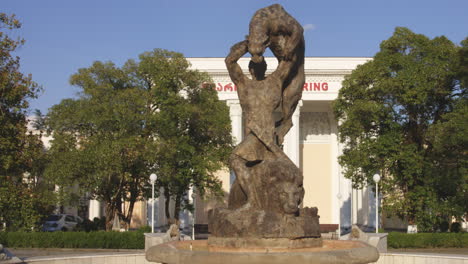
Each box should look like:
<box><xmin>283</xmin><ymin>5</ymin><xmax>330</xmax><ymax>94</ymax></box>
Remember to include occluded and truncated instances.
<box><xmin>42</xmin><ymin>214</ymin><xmax>83</xmax><ymax>232</ymax></box>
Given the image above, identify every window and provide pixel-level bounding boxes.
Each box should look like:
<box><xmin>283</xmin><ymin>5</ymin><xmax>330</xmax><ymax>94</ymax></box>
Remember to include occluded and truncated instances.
<box><xmin>65</xmin><ymin>215</ymin><xmax>76</xmax><ymax>222</ymax></box>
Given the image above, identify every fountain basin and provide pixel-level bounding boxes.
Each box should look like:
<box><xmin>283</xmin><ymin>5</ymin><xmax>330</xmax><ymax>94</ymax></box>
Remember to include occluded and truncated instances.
<box><xmin>146</xmin><ymin>240</ymin><xmax>379</xmax><ymax>264</ymax></box>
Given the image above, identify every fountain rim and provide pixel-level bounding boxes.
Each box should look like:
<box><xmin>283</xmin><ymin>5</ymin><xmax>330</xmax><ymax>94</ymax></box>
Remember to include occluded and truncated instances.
<box><xmin>146</xmin><ymin>240</ymin><xmax>380</xmax><ymax>264</ymax></box>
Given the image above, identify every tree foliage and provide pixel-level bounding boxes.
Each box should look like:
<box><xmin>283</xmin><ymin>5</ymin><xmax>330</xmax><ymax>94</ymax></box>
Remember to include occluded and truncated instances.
<box><xmin>0</xmin><ymin>13</ymin><xmax>53</xmax><ymax>231</ymax></box>
<box><xmin>46</xmin><ymin>60</ymin><xmax>160</xmax><ymax>230</ymax></box>
<box><xmin>45</xmin><ymin>50</ymin><xmax>233</xmax><ymax>228</ymax></box>
<box><xmin>137</xmin><ymin>50</ymin><xmax>233</xmax><ymax>222</ymax></box>
<box><xmin>333</xmin><ymin>27</ymin><xmax>467</xmax><ymax>230</ymax></box>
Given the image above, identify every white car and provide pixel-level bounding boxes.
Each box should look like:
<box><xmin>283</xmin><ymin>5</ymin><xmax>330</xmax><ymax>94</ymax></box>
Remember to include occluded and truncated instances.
<box><xmin>42</xmin><ymin>214</ymin><xmax>83</xmax><ymax>232</ymax></box>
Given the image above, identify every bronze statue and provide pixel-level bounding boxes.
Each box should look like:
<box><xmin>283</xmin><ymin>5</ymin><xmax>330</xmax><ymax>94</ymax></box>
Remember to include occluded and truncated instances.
<box><xmin>146</xmin><ymin>5</ymin><xmax>381</xmax><ymax>264</ymax></box>
<box><xmin>248</xmin><ymin>4</ymin><xmax>305</xmax><ymax>146</ymax></box>
<box><xmin>225</xmin><ymin>40</ymin><xmax>302</xmax><ymax>213</ymax></box>
<box><xmin>208</xmin><ymin>4</ymin><xmax>320</xmax><ymax>247</ymax></box>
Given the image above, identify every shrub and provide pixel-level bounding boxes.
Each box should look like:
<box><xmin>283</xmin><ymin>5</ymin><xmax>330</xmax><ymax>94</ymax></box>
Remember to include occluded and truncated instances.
<box><xmin>93</xmin><ymin>217</ymin><xmax>106</xmax><ymax>231</ymax></box>
<box><xmin>450</xmin><ymin>222</ymin><xmax>461</xmax><ymax>233</ymax></box>
<box><xmin>388</xmin><ymin>232</ymin><xmax>468</xmax><ymax>248</ymax></box>
<box><xmin>439</xmin><ymin>221</ymin><xmax>449</xmax><ymax>232</ymax></box>
<box><xmin>0</xmin><ymin>231</ymin><xmax>144</xmax><ymax>249</ymax></box>
<box><xmin>75</xmin><ymin>219</ymin><xmax>97</xmax><ymax>232</ymax></box>
<box><xmin>137</xmin><ymin>225</ymin><xmax>151</xmax><ymax>233</ymax></box>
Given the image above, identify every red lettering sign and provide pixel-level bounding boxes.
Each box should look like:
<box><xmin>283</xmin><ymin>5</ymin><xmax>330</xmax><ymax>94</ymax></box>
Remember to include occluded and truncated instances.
<box><xmin>313</xmin><ymin>83</ymin><xmax>320</xmax><ymax>91</ymax></box>
<box><xmin>322</xmin><ymin>83</ymin><xmax>328</xmax><ymax>91</ymax></box>
<box><xmin>224</xmin><ymin>83</ymin><xmax>234</xmax><ymax>91</ymax></box>
<box><xmin>216</xmin><ymin>82</ymin><xmax>329</xmax><ymax>92</ymax></box>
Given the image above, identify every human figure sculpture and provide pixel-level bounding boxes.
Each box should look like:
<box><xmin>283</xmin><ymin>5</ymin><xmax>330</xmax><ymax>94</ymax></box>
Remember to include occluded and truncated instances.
<box><xmin>248</xmin><ymin>4</ymin><xmax>305</xmax><ymax>146</ymax></box>
<box><xmin>225</xmin><ymin>40</ymin><xmax>302</xmax><ymax>214</ymax></box>
<box><xmin>208</xmin><ymin>4</ymin><xmax>320</xmax><ymax>245</ymax></box>
<box><xmin>226</xmin><ymin>4</ymin><xmax>306</xmax><ymax>215</ymax></box>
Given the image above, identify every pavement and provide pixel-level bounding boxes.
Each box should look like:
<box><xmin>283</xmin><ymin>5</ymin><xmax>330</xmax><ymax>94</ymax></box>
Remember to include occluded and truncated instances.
<box><xmin>388</xmin><ymin>248</ymin><xmax>468</xmax><ymax>256</ymax></box>
<box><xmin>8</xmin><ymin>248</ymin><xmax>144</xmax><ymax>260</ymax></box>
<box><xmin>7</xmin><ymin>247</ymin><xmax>468</xmax><ymax>260</ymax></box>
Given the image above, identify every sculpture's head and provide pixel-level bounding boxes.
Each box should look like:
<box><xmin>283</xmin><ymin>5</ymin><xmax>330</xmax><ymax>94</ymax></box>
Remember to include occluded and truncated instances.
<box><xmin>248</xmin><ymin>59</ymin><xmax>267</xmax><ymax>81</ymax></box>
<box><xmin>250</xmin><ymin>49</ymin><xmax>265</xmax><ymax>64</ymax></box>
<box><xmin>265</xmin><ymin>160</ymin><xmax>304</xmax><ymax>215</ymax></box>
<box><xmin>247</xmin><ymin>34</ymin><xmax>269</xmax><ymax>64</ymax></box>
<box><xmin>279</xmin><ymin>181</ymin><xmax>304</xmax><ymax>215</ymax></box>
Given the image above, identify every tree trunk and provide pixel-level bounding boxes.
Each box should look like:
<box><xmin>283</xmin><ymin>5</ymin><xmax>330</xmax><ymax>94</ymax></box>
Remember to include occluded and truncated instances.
<box><xmin>103</xmin><ymin>173</ymin><xmax>126</xmax><ymax>231</ymax></box>
<box><xmin>104</xmin><ymin>201</ymin><xmax>115</xmax><ymax>231</ymax></box>
<box><xmin>123</xmin><ymin>176</ymin><xmax>143</xmax><ymax>229</ymax></box>
<box><xmin>164</xmin><ymin>188</ymin><xmax>172</xmax><ymax>223</ymax></box>
<box><xmin>116</xmin><ymin>198</ymin><xmax>122</xmax><ymax>217</ymax></box>
<box><xmin>123</xmin><ymin>193</ymin><xmax>137</xmax><ymax>229</ymax></box>
<box><xmin>173</xmin><ymin>194</ymin><xmax>182</xmax><ymax>221</ymax></box>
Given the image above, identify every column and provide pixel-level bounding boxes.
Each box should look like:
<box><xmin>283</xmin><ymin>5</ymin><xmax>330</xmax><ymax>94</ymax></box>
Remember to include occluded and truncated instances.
<box><xmin>227</xmin><ymin>100</ymin><xmax>243</xmax><ymax>145</ymax></box>
<box><xmin>88</xmin><ymin>199</ymin><xmax>101</xmax><ymax>220</ymax></box>
<box><xmin>284</xmin><ymin>100</ymin><xmax>303</xmax><ymax>166</ymax></box>
<box><xmin>227</xmin><ymin>100</ymin><xmax>243</xmax><ymax>186</ymax></box>
<box><xmin>356</xmin><ymin>188</ymin><xmax>363</xmax><ymax>225</ymax></box>
<box><xmin>351</xmin><ymin>187</ymin><xmax>355</xmax><ymax>225</ymax></box>
<box><xmin>330</xmin><ymin>107</ymin><xmax>340</xmax><ymax>226</ymax></box>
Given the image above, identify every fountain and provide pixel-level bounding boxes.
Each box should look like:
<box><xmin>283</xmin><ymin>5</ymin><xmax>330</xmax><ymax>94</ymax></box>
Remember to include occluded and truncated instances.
<box><xmin>146</xmin><ymin>4</ymin><xmax>379</xmax><ymax>264</ymax></box>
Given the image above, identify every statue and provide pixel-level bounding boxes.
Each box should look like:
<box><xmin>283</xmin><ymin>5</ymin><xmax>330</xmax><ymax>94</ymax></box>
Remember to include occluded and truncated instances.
<box><xmin>248</xmin><ymin>4</ymin><xmax>305</xmax><ymax>146</ymax></box>
<box><xmin>146</xmin><ymin>5</ymin><xmax>380</xmax><ymax>264</ymax></box>
<box><xmin>225</xmin><ymin>40</ymin><xmax>302</xmax><ymax>214</ymax></box>
<box><xmin>208</xmin><ymin>4</ymin><xmax>320</xmax><ymax>248</ymax></box>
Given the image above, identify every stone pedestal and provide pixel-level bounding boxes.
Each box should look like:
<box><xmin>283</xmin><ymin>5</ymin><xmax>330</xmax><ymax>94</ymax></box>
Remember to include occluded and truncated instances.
<box><xmin>209</xmin><ymin>207</ymin><xmax>320</xmax><ymax>244</ymax></box>
<box><xmin>208</xmin><ymin>206</ymin><xmax>321</xmax><ymax>249</ymax></box>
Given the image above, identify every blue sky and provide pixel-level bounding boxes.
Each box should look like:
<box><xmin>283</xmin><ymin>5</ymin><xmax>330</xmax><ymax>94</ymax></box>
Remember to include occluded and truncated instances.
<box><xmin>3</xmin><ymin>0</ymin><xmax>468</xmax><ymax>114</ymax></box>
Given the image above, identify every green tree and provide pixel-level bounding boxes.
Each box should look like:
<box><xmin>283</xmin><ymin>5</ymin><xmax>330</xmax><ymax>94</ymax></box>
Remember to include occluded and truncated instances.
<box><xmin>425</xmin><ymin>38</ymin><xmax>468</xmax><ymax>224</ymax></box>
<box><xmin>458</xmin><ymin>38</ymin><xmax>468</xmax><ymax>93</ymax></box>
<box><xmin>0</xmin><ymin>13</ymin><xmax>53</xmax><ymax>231</ymax></box>
<box><xmin>46</xmin><ymin>50</ymin><xmax>233</xmax><ymax>228</ymax></box>
<box><xmin>46</xmin><ymin>61</ymin><xmax>156</xmax><ymax>230</ymax></box>
<box><xmin>137</xmin><ymin>50</ymin><xmax>233</xmax><ymax>223</ymax></box>
<box><xmin>427</xmin><ymin>98</ymin><xmax>467</xmax><ymax>224</ymax></box>
<box><xmin>333</xmin><ymin>27</ymin><xmax>466</xmax><ymax>230</ymax></box>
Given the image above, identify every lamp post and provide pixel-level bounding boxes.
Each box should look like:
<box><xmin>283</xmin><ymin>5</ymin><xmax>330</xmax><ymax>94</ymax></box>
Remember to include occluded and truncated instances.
<box><xmin>373</xmin><ymin>173</ymin><xmax>380</xmax><ymax>233</ymax></box>
<box><xmin>191</xmin><ymin>189</ymin><xmax>196</xmax><ymax>240</ymax></box>
<box><xmin>149</xmin><ymin>173</ymin><xmax>157</xmax><ymax>233</ymax></box>
<box><xmin>351</xmin><ymin>186</ymin><xmax>354</xmax><ymax>226</ymax></box>
<box><xmin>337</xmin><ymin>193</ymin><xmax>342</xmax><ymax>239</ymax></box>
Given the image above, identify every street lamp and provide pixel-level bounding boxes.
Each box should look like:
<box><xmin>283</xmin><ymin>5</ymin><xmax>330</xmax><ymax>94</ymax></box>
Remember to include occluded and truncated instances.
<box><xmin>337</xmin><ymin>193</ymin><xmax>342</xmax><ymax>239</ymax></box>
<box><xmin>191</xmin><ymin>189</ymin><xmax>196</xmax><ymax>240</ymax></box>
<box><xmin>149</xmin><ymin>173</ymin><xmax>157</xmax><ymax>233</ymax></box>
<box><xmin>373</xmin><ymin>173</ymin><xmax>381</xmax><ymax>233</ymax></box>
<box><xmin>351</xmin><ymin>186</ymin><xmax>354</xmax><ymax>226</ymax></box>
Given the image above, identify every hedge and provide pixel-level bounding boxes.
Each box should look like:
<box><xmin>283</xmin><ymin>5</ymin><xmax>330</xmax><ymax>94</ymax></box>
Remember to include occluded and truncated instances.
<box><xmin>388</xmin><ymin>232</ymin><xmax>468</xmax><ymax>248</ymax></box>
<box><xmin>0</xmin><ymin>231</ymin><xmax>144</xmax><ymax>249</ymax></box>
<box><xmin>1</xmin><ymin>231</ymin><xmax>467</xmax><ymax>249</ymax></box>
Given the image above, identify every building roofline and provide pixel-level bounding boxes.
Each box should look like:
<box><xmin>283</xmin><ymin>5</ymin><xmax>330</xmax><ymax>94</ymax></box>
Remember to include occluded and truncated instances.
<box><xmin>187</xmin><ymin>57</ymin><xmax>372</xmax><ymax>73</ymax></box>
